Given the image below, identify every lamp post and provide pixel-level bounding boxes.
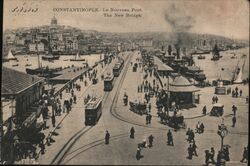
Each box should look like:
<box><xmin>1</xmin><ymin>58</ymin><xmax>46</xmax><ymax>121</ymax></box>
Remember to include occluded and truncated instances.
<box><xmin>217</xmin><ymin>120</ymin><xmax>228</xmax><ymax>151</ymax></box>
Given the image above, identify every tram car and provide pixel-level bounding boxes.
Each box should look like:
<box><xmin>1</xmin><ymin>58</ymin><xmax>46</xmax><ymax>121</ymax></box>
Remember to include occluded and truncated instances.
<box><xmin>113</xmin><ymin>59</ymin><xmax>124</xmax><ymax>77</ymax></box>
<box><xmin>85</xmin><ymin>97</ymin><xmax>102</xmax><ymax>125</ymax></box>
<box><xmin>104</xmin><ymin>74</ymin><xmax>114</xmax><ymax>91</ymax></box>
<box><xmin>113</xmin><ymin>63</ymin><xmax>122</xmax><ymax>77</ymax></box>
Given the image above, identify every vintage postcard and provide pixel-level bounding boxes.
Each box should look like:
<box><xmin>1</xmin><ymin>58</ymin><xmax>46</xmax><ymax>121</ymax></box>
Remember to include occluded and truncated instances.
<box><xmin>1</xmin><ymin>0</ymin><xmax>249</xmax><ymax>165</ymax></box>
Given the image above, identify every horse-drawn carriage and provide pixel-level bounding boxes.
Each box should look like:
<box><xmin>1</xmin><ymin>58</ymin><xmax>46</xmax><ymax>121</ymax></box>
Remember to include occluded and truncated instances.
<box><xmin>210</xmin><ymin>103</ymin><xmax>224</xmax><ymax>116</ymax></box>
<box><xmin>159</xmin><ymin>111</ymin><xmax>186</xmax><ymax>129</ymax></box>
<box><xmin>129</xmin><ymin>100</ymin><xmax>147</xmax><ymax>115</ymax></box>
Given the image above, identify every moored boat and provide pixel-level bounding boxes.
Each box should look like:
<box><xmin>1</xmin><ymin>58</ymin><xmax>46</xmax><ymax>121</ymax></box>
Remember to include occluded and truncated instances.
<box><xmin>3</xmin><ymin>49</ymin><xmax>17</xmax><ymax>61</ymax></box>
<box><xmin>12</xmin><ymin>64</ymin><xmax>19</xmax><ymax>67</ymax></box>
<box><xmin>42</xmin><ymin>54</ymin><xmax>60</xmax><ymax>60</ymax></box>
<box><xmin>197</xmin><ymin>55</ymin><xmax>206</xmax><ymax>59</ymax></box>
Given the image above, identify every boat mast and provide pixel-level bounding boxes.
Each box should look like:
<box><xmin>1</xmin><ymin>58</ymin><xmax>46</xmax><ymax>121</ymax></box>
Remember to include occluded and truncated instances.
<box><xmin>36</xmin><ymin>39</ymin><xmax>41</xmax><ymax>68</ymax></box>
<box><xmin>232</xmin><ymin>60</ymin><xmax>239</xmax><ymax>82</ymax></box>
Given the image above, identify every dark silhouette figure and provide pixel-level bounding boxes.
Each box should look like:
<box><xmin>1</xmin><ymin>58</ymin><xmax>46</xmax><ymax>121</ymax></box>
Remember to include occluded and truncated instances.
<box><xmin>240</xmin><ymin>147</ymin><xmax>248</xmax><ymax>162</ymax></box>
<box><xmin>130</xmin><ymin>127</ymin><xmax>135</xmax><ymax>139</ymax></box>
<box><xmin>105</xmin><ymin>130</ymin><xmax>110</xmax><ymax>144</ymax></box>
<box><xmin>148</xmin><ymin>135</ymin><xmax>154</xmax><ymax>148</ymax></box>
<box><xmin>167</xmin><ymin>130</ymin><xmax>174</xmax><ymax>146</ymax></box>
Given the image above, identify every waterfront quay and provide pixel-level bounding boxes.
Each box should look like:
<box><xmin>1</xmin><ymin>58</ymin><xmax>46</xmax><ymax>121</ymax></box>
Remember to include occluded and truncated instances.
<box><xmin>1</xmin><ymin>49</ymin><xmax>248</xmax><ymax>165</ymax></box>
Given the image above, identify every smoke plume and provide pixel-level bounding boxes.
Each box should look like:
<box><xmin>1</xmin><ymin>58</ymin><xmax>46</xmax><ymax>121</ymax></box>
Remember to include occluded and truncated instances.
<box><xmin>164</xmin><ymin>4</ymin><xmax>195</xmax><ymax>33</ymax></box>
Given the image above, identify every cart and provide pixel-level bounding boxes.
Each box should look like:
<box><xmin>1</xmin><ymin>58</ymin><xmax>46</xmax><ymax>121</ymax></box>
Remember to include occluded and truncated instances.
<box><xmin>210</xmin><ymin>103</ymin><xmax>224</xmax><ymax>116</ymax></box>
<box><xmin>160</xmin><ymin>112</ymin><xmax>186</xmax><ymax>129</ymax></box>
<box><xmin>129</xmin><ymin>101</ymin><xmax>147</xmax><ymax>115</ymax></box>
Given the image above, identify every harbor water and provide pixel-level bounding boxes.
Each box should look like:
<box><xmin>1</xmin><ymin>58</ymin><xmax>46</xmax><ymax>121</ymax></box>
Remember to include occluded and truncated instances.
<box><xmin>193</xmin><ymin>47</ymin><xmax>249</xmax><ymax>82</ymax></box>
<box><xmin>3</xmin><ymin>47</ymin><xmax>249</xmax><ymax>83</ymax></box>
<box><xmin>3</xmin><ymin>54</ymin><xmax>104</xmax><ymax>74</ymax></box>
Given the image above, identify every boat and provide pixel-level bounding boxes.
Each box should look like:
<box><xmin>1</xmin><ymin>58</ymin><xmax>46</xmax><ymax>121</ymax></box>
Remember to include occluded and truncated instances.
<box><xmin>42</xmin><ymin>54</ymin><xmax>60</xmax><ymax>60</ymax></box>
<box><xmin>70</xmin><ymin>51</ymin><xmax>85</xmax><ymax>61</ymax></box>
<box><xmin>232</xmin><ymin>59</ymin><xmax>245</xmax><ymax>84</ymax></box>
<box><xmin>41</xmin><ymin>36</ymin><xmax>60</xmax><ymax>61</ymax></box>
<box><xmin>197</xmin><ymin>55</ymin><xmax>206</xmax><ymax>59</ymax></box>
<box><xmin>12</xmin><ymin>64</ymin><xmax>19</xmax><ymax>67</ymax></box>
<box><xmin>4</xmin><ymin>49</ymin><xmax>17</xmax><ymax>61</ymax></box>
<box><xmin>25</xmin><ymin>64</ymin><xmax>32</xmax><ymax>67</ymax></box>
<box><xmin>231</xmin><ymin>54</ymin><xmax>237</xmax><ymax>59</ymax></box>
<box><xmin>211</xmin><ymin>44</ymin><xmax>221</xmax><ymax>61</ymax></box>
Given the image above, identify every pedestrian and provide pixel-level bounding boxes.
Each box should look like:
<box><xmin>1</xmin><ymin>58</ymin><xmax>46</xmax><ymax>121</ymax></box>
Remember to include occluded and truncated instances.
<box><xmin>105</xmin><ymin>130</ymin><xmax>110</xmax><ymax>144</ymax></box>
<box><xmin>167</xmin><ymin>130</ymin><xmax>174</xmax><ymax>146</ymax></box>
<box><xmin>200</xmin><ymin>122</ymin><xmax>205</xmax><ymax>133</ymax></box>
<box><xmin>215</xmin><ymin>96</ymin><xmax>218</xmax><ymax>103</ymax></box>
<box><xmin>232</xmin><ymin>116</ymin><xmax>236</xmax><ymax>127</ymax></box>
<box><xmin>71</xmin><ymin>89</ymin><xmax>74</xmax><ymax>97</ymax></box>
<box><xmin>189</xmin><ymin>130</ymin><xmax>195</xmax><ymax>143</ymax></box>
<box><xmin>148</xmin><ymin>134</ymin><xmax>154</xmax><ymax>148</ymax></box>
<box><xmin>148</xmin><ymin>103</ymin><xmax>151</xmax><ymax>112</ymax></box>
<box><xmin>39</xmin><ymin>140</ymin><xmax>45</xmax><ymax>155</ymax></box>
<box><xmin>136</xmin><ymin>146</ymin><xmax>142</xmax><ymax>160</ymax></box>
<box><xmin>146</xmin><ymin>114</ymin><xmax>149</xmax><ymax>124</ymax></box>
<box><xmin>210</xmin><ymin>147</ymin><xmax>215</xmax><ymax>164</ymax></box>
<box><xmin>240</xmin><ymin>147</ymin><xmax>248</xmax><ymax>163</ymax></box>
<box><xmin>212</xmin><ymin>96</ymin><xmax>215</xmax><ymax>104</ymax></box>
<box><xmin>235</xmin><ymin>90</ymin><xmax>239</xmax><ymax>98</ymax></box>
<box><xmin>232</xmin><ymin>90</ymin><xmax>235</xmax><ymax>97</ymax></box>
<box><xmin>148</xmin><ymin>114</ymin><xmax>152</xmax><ymax>124</ymax></box>
<box><xmin>70</xmin><ymin>97</ymin><xmax>73</xmax><ymax>106</ymax></box>
<box><xmin>232</xmin><ymin>105</ymin><xmax>237</xmax><ymax>116</ymax></box>
<box><xmin>205</xmin><ymin>150</ymin><xmax>210</xmax><ymax>165</ymax></box>
<box><xmin>186</xmin><ymin>128</ymin><xmax>191</xmax><ymax>141</ymax></box>
<box><xmin>217</xmin><ymin>150</ymin><xmax>223</xmax><ymax>165</ymax></box>
<box><xmin>58</xmin><ymin>104</ymin><xmax>62</xmax><ymax>116</ymax></box>
<box><xmin>196</xmin><ymin>121</ymin><xmax>201</xmax><ymax>133</ymax></box>
<box><xmin>192</xmin><ymin>141</ymin><xmax>198</xmax><ymax>156</ymax></box>
<box><xmin>130</xmin><ymin>127</ymin><xmax>135</xmax><ymax>139</ymax></box>
<box><xmin>52</xmin><ymin>114</ymin><xmax>56</xmax><ymax>127</ymax></box>
<box><xmin>239</xmin><ymin>89</ymin><xmax>242</xmax><ymax>97</ymax></box>
<box><xmin>73</xmin><ymin>95</ymin><xmax>77</xmax><ymax>104</ymax></box>
<box><xmin>202</xmin><ymin>105</ymin><xmax>207</xmax><ymax>115</ymax></box>
<box><xmin>187</xmin><ymin>144</ymin><xmax>193</xmax><ymax>159</ymax></box>
<box><xmin>224</xmin><ymin>146</ymin><xmax>230</xmax><ymax>161</ymax></box>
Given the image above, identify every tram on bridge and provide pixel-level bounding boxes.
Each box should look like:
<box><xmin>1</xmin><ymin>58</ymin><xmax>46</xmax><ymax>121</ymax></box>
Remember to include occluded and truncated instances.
<box><xmin>113</xmin><ymin>59</ymin><xmax>124</xmax><ymax>77</ymax></box>
<box><xmin>85</xmin><ymin>97</ymin><xmax>102</xmax><ymax>125</ymax></box>
<box><xmin>104</xmin><ymin>74</ymin><xmax>114</xmax><ymax>91</ymax></box>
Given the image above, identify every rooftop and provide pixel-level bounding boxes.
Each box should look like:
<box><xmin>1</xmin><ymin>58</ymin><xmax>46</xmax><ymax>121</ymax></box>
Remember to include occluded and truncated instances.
<box><xmin>169</xmin><ymin>76</ymin><xmax>199</xmax><ymax>92</ymax></box>
<box><xmin>1</xmin><ymin>67</ymin><xmax>44</xmax><ymax>95</ymax></box>
<box><xmin>153</xmin><ymin>56</ymin><xmax>174</xmax><ymax>72</ymax></box>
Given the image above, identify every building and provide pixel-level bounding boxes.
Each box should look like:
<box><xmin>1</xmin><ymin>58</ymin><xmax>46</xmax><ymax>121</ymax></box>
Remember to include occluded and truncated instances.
<box><xmin>153</xmin><ymin>56</ymin><xmax>174</xmax><ymax>77</ymax></box>
<box><xmin>167</xmin><ymin>76</ymin><xmax>199</xmax><ymax>108</ymax></box>
<box><xmin>51</xmin><ymin>16</ymin><xmax>58</xmax><ymax>26</ymax></box>
<box><xmin>28</xmin><ymin>42</ymin><xmax>45</xmax><ymax>52</ymax></box>
<box><xmin>1</xmin><ymin>67</ymin><xmax>45</xmax><ymax>162</ymax></box>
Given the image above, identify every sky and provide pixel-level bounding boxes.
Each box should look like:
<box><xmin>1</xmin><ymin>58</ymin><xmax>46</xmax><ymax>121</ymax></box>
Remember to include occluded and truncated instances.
<box><xmin>3</xmin><ymin>0</ymin><xmax>249</xmax><ymax>40</ymax></box>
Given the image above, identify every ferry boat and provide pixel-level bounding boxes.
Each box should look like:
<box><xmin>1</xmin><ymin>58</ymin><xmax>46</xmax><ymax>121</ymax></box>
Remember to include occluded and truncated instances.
<box><xmin>41</xmin><ymin>36</ymin><xmax>60</xmax><ymax>61</ymax></box>
<box><xmin>211</xmin><ymin>44</ymin><xmax>221</xmax><ymax>61</ymax></box>
<box><xmin>41</xmin><ymin>53</ymin><xmax>60</xmax><ymax>61</ymax></box>
<box><xmin>197</xmin><ymin>54</ymin><xmax>206</xmax><ymax>59</ymax></box>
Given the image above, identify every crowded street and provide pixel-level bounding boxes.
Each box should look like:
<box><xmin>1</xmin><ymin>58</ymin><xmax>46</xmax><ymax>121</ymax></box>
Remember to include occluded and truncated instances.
<box><xmin>34</xmin><ymin>51</ymin><xmax>248</xmax><ymax>165</ymax></box>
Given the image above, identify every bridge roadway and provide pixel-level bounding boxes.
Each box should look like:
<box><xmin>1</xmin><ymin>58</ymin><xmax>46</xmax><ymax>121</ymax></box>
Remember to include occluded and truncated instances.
<box><xmin>38</xmin><ymin>51</ymin><xmax>248</xmax><ymax>165</ymax></box>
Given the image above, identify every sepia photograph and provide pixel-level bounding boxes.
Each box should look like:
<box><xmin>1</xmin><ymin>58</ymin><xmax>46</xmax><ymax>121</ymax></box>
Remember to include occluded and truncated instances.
<box><xmin>1</xmin><ymin>0</ymin><xmax>249</xmax><ymax>165</ymax></box>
